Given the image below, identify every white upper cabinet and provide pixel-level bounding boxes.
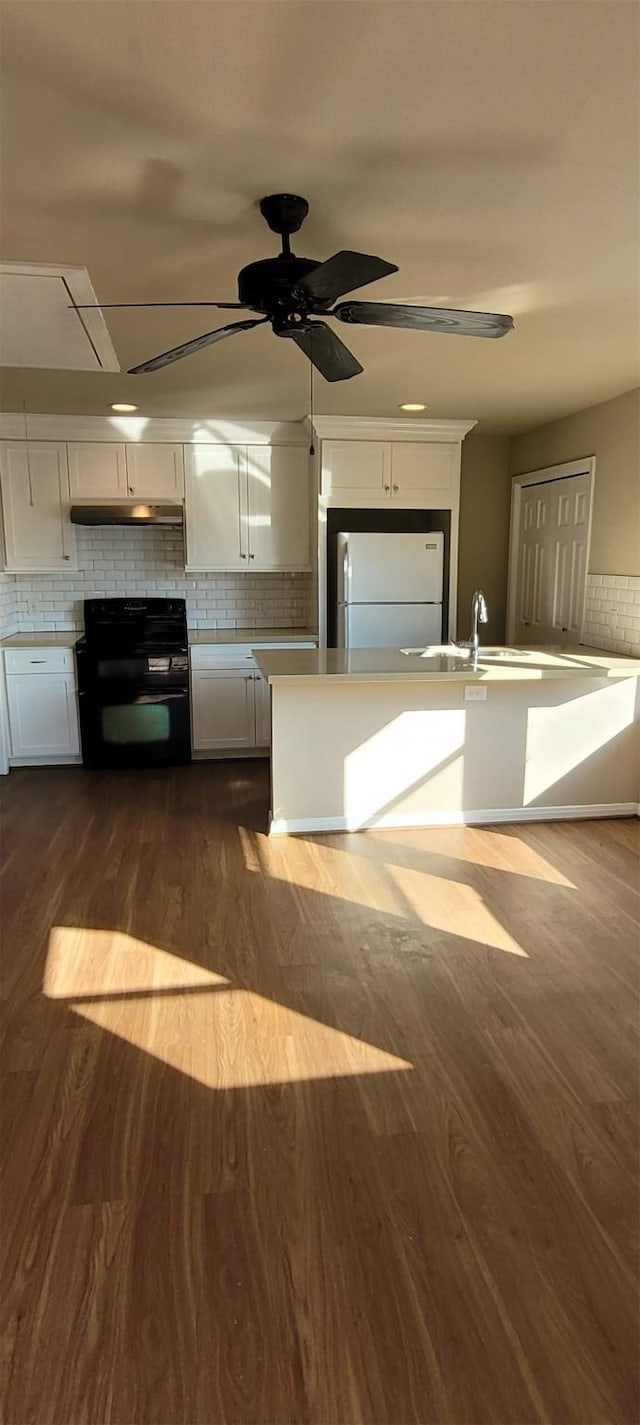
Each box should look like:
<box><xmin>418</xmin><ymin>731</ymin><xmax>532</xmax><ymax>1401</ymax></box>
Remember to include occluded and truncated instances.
<box><xmin>0</xmin><ymin>441</ymin><xmax>76</xmax><ymax>571</ymax></box>
<box><xmin>185</xmin><ymin>442</ymin><xmax>310</xmax><ymax>572</ymax></box>
<box><xmin>389</xmin><ymin>441</ymin><xmax>457</xmax><ymax>496</ymax></box>
<box><xmin>125</xmin><ymin>443</ymin><xmax>185</xmax><ymax>500</ymax></box>
<box><xmin>184</xmin><ymin>444</ymin><xmax>247</xmax><ymax>571</ymax></box>
<box><xmin>67</xmin><ymin>442</ymin><xmax>127</xmax><ymax>498</ymax></box>
<box><xmin>246</xmin><ymin>445</ymin><xmax>310</xmax><ymax>570</ymax></box>
<box><xmin>321</xmin><ymin>440</ymin><xmax>389</xmax><ymax>497</ymax></box>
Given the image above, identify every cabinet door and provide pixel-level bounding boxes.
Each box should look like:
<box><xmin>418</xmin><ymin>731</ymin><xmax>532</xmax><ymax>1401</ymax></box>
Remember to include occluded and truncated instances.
<box><xmin>67</xmin><ymin>442</ymin><xmax>127</xmax><ymax>498</ymax></box>
<box><xmin>390</xmin><ymin>442</ymin><xmax>457</xmax><ymax>496</ymax></box>
<box><xmin>191</xmin><ymin>669</ymin><xmax>256</xmax><ymax>750</ymax></box>
<box><xmin>125</xmin><ymin>443</ymin><xmax>185</xmax><ymax>499</ymax></box>
<box><xmin>7</xmin><ymin>673</ymin><xmax>80</xmax><ymax>757</ymax></box>
<box><xmin>321</xmin><ymin>441</ymin><xmax>390</xmax><ymax>497</ymax></box>
<box><xmin>0</xmin><ymin>441</ymin><xmax>76</xmax><ymax>571</ymax></box>
<box><xmin>246</xmin><ymin>445</ymin><xmax>310</xmax><ymax>570</ymax></box>
<box><xmin>184</xmin><ymin>445</ymin><xmax>247</xmax><ymax>570</ymax></box>
<box><xmin>253</xmin><ymin>673</ymin><xmax>271</xmax><ymax>746</ymax></box>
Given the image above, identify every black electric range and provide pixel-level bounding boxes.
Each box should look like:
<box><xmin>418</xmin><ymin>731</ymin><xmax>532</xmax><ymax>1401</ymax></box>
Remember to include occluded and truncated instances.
<box><xmin>75</xmin><ymin>597</ymin><xmax>190</xmax><ymax>770</ymax></box>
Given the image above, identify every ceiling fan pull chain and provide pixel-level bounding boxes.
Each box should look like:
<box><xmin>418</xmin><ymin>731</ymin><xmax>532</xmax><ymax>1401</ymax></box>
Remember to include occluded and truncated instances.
<box><xmin>21</xmin><ymin>376</ymin><xmax>34</xmax><ymax>507</ymax></box>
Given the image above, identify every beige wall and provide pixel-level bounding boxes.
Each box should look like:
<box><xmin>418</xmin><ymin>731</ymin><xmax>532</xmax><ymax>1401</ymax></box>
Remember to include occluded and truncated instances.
<box><xmin>509</xmin><ymin>388</ymin><xmax>640</xmax><ymax>574</ymax></box>
<box><xmin>457</xmin><ymin>433</ymin><xmax>511</xmax><ymax>642</ymax></box>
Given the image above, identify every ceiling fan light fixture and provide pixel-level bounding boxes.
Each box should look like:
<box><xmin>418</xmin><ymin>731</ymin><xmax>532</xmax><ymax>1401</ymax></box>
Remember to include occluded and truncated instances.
<box><xmin>399</xmin><ymin>402</ymin><xmax>427</xmax><ymax>412</ymax></box>
<box><xmin>110</xmin><ymin>402</ymin><xmax>138</xmax><ymax>412</ymax></box>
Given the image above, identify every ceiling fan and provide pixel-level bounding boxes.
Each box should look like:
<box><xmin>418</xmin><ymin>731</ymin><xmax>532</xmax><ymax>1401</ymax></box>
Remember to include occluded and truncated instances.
<box><xmin>74</xmin><ymin>193</ymin><xmax>514</xmax><ymax>383</ymax></box>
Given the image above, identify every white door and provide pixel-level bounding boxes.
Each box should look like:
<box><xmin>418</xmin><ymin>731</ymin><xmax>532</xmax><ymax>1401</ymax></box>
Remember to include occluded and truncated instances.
<box><xmin>514</xmin><ymin>472</ymin><xmax>592</xmax><ymax>644</ymax></box>
<box><xmin>254</xmin><ymin>673</ymin><xmax>271</xmax><ymax>746</ymax></box>
<box><xmin>390</xmin><ymin>442</ymin><xmax>457</xmax><ymax>496</ymax></box>
<box><xmin>246</xmin><ymin>446</ymin><xmax>310</xmax><ymax>570</ymax></box>
<box><xmin>549</xmin><ymin>474</ymin><xmax>592</xmax><ymax>643</ymax></box>
<box><xmin>343</xmin><ymin>532</ymin><xmax>444</xmax><ymax>603</ymax></box>
<box><xmin>191</xmin><ymin>669</ymin><xmax>256</xmax><ymax>749</ymax></box>
<box><xmin>345</xmin><ymin>602</ymin><xmax>443</xmax><ymax>648</ymax></box>
<box><xmin>321</xmin><ymin>441</ymin><xmax>390</xmax><ymax>497</ymax></box>
<box><xmin>184</xmin><ymin>445</ymin><xmax>247</xmax><ymax>570</ymax></box>
<box><xmin>125</xmin><ymin>444</ymin><xmax>185</xmax><ymax>499</ymax></box>
<box><xmin>67</xmin><ymin>442</ymin><xmax>127</xmax><ymax>498</ymax></box>
<box><xmin>0</xmin><ymin>441</ymin><xmax>76</xmax><ymax>571</ymax></box>
<box><xmin>7</xmin><ymin>674</ymin><xmax>80</xmax><ymax>757</ymax></box>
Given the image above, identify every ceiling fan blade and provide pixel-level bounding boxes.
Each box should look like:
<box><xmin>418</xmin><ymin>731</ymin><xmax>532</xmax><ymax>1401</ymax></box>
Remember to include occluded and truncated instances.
<box><xmin>290</xmin><ymin>322</ymin><xmax>363</xmax><ymax>382</ymax></box>
<box><xmin>71</xmin><ymin>301</ymin><xmax>245</xmax><ymax>310</ymax></box>
<box><xmin>331</xmin><ymin>301</ymin><xmax>514</xmax><ymax>338</ymax></box>
<box><xmin>128</xmin><ymin>318</ymin><xmax>266</xmax><ymax>374</ymax></box>
<box><xmin>299</xmin><ymin>251</ymin><xmax>398</xmax><ymax>305</ymax></box>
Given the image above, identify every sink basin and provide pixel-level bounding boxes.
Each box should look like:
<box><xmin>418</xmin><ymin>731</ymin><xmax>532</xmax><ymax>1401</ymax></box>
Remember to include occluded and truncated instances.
<box><xmin>400</xmin><ymin>645</ymin><xmax>471</xmax><ymax>659</ymax></box>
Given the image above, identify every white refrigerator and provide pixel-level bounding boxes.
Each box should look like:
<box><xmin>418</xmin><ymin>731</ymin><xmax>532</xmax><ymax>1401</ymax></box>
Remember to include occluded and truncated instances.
<box><xmin>336</xmin><ymin>531</ymin><xmax>444</xmax><ymax>648</ymax></box>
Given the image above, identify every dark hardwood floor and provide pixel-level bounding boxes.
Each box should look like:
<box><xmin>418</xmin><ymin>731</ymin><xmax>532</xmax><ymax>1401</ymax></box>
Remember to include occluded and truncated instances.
<box><xmin>1</xmin><ymin>763</ymin><xmax>638</xmax><ymax>1425</ymax></box>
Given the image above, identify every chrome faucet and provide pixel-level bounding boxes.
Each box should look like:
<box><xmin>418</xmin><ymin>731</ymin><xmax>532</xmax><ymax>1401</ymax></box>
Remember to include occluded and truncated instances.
<box><xmin>461</xmin><ymin>589</ymin><xmax>488</xmax><ymax>660</ymax></box>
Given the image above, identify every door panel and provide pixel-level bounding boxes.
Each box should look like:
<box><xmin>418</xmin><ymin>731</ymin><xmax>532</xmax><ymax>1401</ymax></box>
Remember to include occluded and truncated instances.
<box><xmin>345</xmin><ymin>602</ymin><xmax>443</xmax><ymax>648</ymax></box>
<box><xmin>0</xmin><ymin>441</ymin><xmax>76</xmax><ymax>570</ymax></box>
<box><xmin>184</xmin><ymin>445</ymin><xmax>247</xmax><ymax>570</ymax></box>
<box><xmin>68</xmin><ymin>443</ymin><xmax>127</xmax><ymax>498</ymax></box>
<box><xmin>7</xmin><ymin>674</ymin><xmax>79</xmax><ymax>756</ymax></box>
<box><xmin>321</xmin><ymin>441</ymin><xmax>389</xmax><ymax>496</ymax></box>
<box><xmin>125</xmin><ymin>443</ymin><xmax>184</xmax><ymax>499</ymax></box>
<box><xmin>514</xmin><ymin>472</ymin><xmax>591</xmax><ymax>644</ymax></box>
<box><xmin>246</xmin><ymin>446</ymin><xmax>310</xmax><ymax>569</ymax></box>
<box><xmin>390</xmin><ymin>441</ymin><xmax>456</xmax><ymax>493</ymax></box>
<box><xmin>342</xmin><ymin>532</ymin><xmax>443</xmax><ymax>603</ymax></box>
<box><xmin>191</xmin><ymin>669</ymin><xmax>256</xmax><ymax>749</ymax></box>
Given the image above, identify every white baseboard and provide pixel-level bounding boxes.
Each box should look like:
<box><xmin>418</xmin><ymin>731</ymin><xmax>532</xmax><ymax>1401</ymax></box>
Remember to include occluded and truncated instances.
<box><xmin>191</xmin><ymin>747</ymin><xmax>269</xmax><ymax>761</ymax></box>
<box><xmin>8</xmin><ymin>754</ymin><xmax>83</xmax><ymax>768</ymax></box>
<box><xmin>269</xmin><ymin>802</ymin><xmax>640</xmax><ymax>835</ymax></box>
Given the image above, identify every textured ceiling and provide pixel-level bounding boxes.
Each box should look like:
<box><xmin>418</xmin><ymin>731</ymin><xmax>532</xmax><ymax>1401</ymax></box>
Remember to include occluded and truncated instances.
<box><xmin>0</xmin><ymin>0</ymin><xmax>638</xmax><ymax>432</ymax></box>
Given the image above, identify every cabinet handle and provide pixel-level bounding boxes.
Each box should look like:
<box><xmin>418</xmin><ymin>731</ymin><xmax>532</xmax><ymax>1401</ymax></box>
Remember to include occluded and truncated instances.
<box><xmin>384</xmin><ymin>484</ymin><xmax>390</xmax><ymax>492</ymax></box>
<box><xmin>30</xmin><ymin>659</ymin><xmax>46</xmax><ymax>664</ymax></box>
<box><xmin>249</xmin><ymin>553</ymin><xmax>255</xmax><ymax>560</ymax></box>
<box><xmin>393</xmin><ymin>484</ymin><xmax>399</xmax><ymax>492</ymax></box>
<box><xmin>129</xmin><ymin>485</ymin><xmax>134</xmax><ymax>495</ymax></box>
<box><xmin>240</xmin><ymin>552</ymin><xmax>247</xmax><ymax>559</ymax></box>
<box><xmin>63</xmin><ymin>554</ymin><xmax>70</xmax><ymax>561</ymax></box>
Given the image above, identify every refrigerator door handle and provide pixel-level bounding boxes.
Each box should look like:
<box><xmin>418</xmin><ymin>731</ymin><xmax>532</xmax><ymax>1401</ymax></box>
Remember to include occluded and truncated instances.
<box><xmin>343</xmin><ymin>539</ymin><xmax>350</xmax><ymax>597</ymax></box>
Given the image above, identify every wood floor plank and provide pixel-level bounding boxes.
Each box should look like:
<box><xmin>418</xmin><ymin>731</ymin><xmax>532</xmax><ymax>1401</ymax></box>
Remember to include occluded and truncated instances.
<box><xmin>1</xmin><ymin>766</ymin><xmax>638</xmax><ymax>1424</ymax></box>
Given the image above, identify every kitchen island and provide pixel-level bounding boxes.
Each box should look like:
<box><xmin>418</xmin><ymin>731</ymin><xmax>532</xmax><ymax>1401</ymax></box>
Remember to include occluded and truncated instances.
<box><xmin>253</xmin><ymin>645</ymin><xmax>640</xmax><ymax>833</ymax></box>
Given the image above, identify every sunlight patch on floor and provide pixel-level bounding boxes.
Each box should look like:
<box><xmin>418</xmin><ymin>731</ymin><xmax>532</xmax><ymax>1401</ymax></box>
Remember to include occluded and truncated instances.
<box><xmin>238</xmin><ymin>827</ymin><xmax>411</xmax><ymax>918</ymax></box>
<box><xmin>45</xmin><ymin>927</ymin><xmax>229</xmax><ymax>999</ymax></box>
<box><xmin>45</xmin><ymin>927</ymin><xmax>411</xmax><ymax>1089</ymax></box>
<box><xmin>387</xmin><ymin>865</ymin><xmax>529</xmax><ymax>956</ymax></box>
<box><xmin>69</xmin><ymin>986</ymin><xmax>412</xmax><ymax>1089</ymax></box>
<box><xmin>367</xmin><ymin>826</ymin><xmax>576</xmax><ymax>888</ymax></box>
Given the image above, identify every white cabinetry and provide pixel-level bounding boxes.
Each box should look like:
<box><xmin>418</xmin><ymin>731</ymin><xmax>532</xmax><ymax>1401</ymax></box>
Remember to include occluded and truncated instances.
<box><xmin>191</xmin><ymin>668</ymin><xmax>257</xmax><ymax>750</ymax></box>
<box><xmin>185</xmin><ymin>443</ymin><xmax>310</xmax><ymax>572</ymax></box>
<box><xmin>0</xmin><ymin>441</ymin><xmax>76</xmax><ymax>571</ymax></box>
<box><xmin>5</xmin><ymin>647</ymin><xmax>80</xmax><ymax>762</ymax></box>
<box><xmin>320</xmin><ymin>439</ymin><xmax>458</xmax><ymax>501</ymax></box>
<box><xmin>68</xmin><ymin>442</ymin><xmax>128</xmax><ymax>498</ymax></box>
<box><xmin>246</xmin><ymin>446</ymin><xmax>310</xmax><ymax>570</ymax></box>
<box><xmin>124</xmin><ymin>443</ymin><xmax>184</xmax><ymax>499</ymax></box>
<box><xmin>184</xmin><ymin>445</ymin><xmax>246</xmax><ymax>570</ymax></box>
<box><xmin>190</xmin><ymin>641</ymin><xmax>315</xmax><ymax>754</ymax></box>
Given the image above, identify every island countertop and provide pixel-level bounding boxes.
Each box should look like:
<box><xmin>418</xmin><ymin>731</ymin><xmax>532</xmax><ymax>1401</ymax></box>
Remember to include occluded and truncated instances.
<box><xmin>254</xmin><ymin>644</ymin><xmax>640</xmax><ymax>684</ymax></box>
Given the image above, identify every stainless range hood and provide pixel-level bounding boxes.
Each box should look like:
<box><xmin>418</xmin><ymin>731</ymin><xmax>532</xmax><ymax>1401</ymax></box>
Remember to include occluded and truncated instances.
<box><xmin>70</xmin><ymin>503</ymin><xmax>183</xmax><ymax>527</ymax></box>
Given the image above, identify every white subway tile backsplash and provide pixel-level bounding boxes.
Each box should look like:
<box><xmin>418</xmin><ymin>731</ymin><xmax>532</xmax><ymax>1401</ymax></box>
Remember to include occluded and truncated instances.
<box><xmin>583</xmin><ymin>573</ymin><xmax>640</xmax><ymax>656</ymax></box>
<box><xmin>6</xmin><ymin>526</ymin><xmax>316</xmax><ymax>634</ymax></box>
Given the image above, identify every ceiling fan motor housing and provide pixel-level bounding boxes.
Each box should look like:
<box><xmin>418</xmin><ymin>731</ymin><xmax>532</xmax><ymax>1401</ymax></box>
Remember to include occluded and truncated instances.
<box><xmin>237</xmin><ymin>255</ymin><xmax>326</xmax><ymax>320</ymax></box>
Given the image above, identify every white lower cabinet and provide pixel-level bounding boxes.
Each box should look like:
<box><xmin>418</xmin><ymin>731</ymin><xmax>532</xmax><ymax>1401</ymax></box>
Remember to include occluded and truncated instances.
<box><xmin>191</xmin><ymin>668</ymin><xmax>257</xmax><ymax>751</ymax></box>
<box><xmin>7</xmin><ymin>671</ymin><xmax>80</xmax><ymax>759</ymax></box>
<box><xmin>190</xmin><ymin>641</ymin><xmax>315</xmax><ymax>754</ymax></box>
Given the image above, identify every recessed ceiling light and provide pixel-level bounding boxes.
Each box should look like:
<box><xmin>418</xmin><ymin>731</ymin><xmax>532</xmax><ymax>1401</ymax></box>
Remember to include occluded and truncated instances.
<box><xmin>110</xmin><ymin>402</ymin><xmax>138</xmax><ymax>413</ymax></box>
<box><xmin>399</xmin><ymin>402</ymin><xmax>427</xmax><ymax>412</ymax></box>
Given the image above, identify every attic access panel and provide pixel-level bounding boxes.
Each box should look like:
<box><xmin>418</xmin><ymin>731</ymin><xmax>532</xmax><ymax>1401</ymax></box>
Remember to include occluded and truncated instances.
<box><xmin>0</xmin><ymin>262</ymin><xmax>120</xmax><ymax>371</ymax></box>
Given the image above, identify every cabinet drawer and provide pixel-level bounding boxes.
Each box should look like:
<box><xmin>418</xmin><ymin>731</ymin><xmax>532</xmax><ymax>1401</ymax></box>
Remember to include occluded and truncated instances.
<box><xmin>190</xmin><ymin>643</ymin><xmax>257</xmax><ymax>669</ymax></box>
<box><xmin>5</xmin><ymin>647</ymin><xmax>74</xmax><ymax>675</ymax></box>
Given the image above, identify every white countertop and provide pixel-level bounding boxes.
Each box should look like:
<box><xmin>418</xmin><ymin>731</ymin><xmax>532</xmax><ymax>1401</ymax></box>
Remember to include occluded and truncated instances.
<box><xmin>188</xmin><ymin>627</ymin><xmax>317</xmax><ymax>646</ymax></box>
<box><xmin>1</xmin><ymin>627</ymin><xmax>317</xmax><ymax>650</ymax></box>
<box><xmin>1</xmin><ymin>632</ymin><xmax>80</xmax><ymax>649</ymax></box>
<box><xmin>254</xmin><ymin>644</ymin><xmax>640</xmax><ymax>684</ymax></box>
